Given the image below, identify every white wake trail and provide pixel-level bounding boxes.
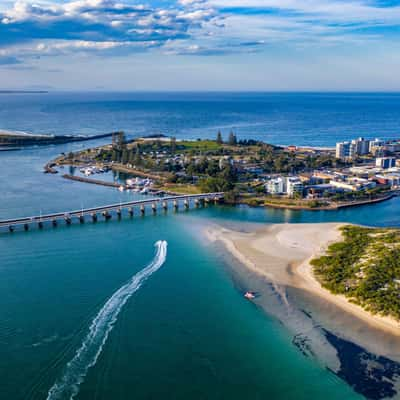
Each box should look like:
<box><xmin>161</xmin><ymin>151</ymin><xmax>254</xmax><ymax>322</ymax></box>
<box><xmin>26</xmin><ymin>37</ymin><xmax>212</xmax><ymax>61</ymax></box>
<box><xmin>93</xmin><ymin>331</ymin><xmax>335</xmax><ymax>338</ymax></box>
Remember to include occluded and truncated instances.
<box><xmin>46</xmin><ymin>240</ymin><xmax>168</xmax><ymax>400</ymax></box>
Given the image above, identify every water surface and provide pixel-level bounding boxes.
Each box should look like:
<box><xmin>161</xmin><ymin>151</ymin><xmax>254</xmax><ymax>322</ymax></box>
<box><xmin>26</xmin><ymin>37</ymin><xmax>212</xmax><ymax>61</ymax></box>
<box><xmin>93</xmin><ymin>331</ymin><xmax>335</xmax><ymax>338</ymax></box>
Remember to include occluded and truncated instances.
<box><xmin>1</xmin><ymin>92</ymin><xmax>400</xmax><ymax>400</ymax></box>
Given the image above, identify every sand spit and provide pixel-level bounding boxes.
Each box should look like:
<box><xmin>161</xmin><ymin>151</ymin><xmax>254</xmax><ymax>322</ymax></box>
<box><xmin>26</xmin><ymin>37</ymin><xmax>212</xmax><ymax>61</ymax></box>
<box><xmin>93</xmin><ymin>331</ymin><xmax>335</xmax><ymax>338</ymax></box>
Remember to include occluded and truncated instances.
<box><xmin>207</xmin><ymin>223</ymin><xmax>400</xmax><ymax>348</ymax></box>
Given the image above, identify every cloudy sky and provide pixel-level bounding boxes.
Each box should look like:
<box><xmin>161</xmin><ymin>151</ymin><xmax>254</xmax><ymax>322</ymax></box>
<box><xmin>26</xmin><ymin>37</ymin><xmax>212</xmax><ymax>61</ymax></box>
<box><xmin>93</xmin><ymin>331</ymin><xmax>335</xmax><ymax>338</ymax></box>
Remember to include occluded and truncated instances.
<box><xmin>1</xmin><ymin>0</ymin><xmax>400</xmax><ymax>90</ymax></box>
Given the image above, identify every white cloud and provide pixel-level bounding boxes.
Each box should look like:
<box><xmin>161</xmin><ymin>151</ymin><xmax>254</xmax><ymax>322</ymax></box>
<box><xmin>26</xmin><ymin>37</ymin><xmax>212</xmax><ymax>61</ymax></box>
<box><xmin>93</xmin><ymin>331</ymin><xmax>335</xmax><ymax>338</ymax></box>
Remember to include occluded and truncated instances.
<box><xmin>2</xmin><ymin>0</ymin><xmax>400</xmax><ymax>85</ymax></box>
<box><xmin>0</xmin><ymin>0</ymin><xmax>221</xmax><ymax>60</ymax></box>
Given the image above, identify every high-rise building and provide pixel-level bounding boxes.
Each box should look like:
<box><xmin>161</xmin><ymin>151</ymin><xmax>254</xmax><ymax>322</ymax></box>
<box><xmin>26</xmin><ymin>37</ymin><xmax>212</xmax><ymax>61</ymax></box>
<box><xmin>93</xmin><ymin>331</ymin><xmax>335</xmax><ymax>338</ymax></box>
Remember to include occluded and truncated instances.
<box><xmin>369</xmin><ymin>138</ymin><xmax>385</xmax><ymax>155</ymax></box>
<box><xmin>336</xmin><ymin>137</ymin><xmax>371</xmax><ymax>160</ymax></box>
<box><xmin>352</xmin><ymin>137</ymin><xmax>370</xmax><ymax>155</ymax></box>
<box><xmin>336</xmin><ymin>141</ymin><xmax>353</xmax><ymax>160</ymax></box>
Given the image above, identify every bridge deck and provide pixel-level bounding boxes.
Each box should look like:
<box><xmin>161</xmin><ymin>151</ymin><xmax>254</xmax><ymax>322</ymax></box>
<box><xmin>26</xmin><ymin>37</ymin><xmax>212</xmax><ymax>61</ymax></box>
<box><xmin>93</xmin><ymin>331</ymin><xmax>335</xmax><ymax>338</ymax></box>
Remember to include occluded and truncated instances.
<box><xmin>0</xmin><ymin>193</ymin><xmax>224</xmax><ymax>227</ymax></box>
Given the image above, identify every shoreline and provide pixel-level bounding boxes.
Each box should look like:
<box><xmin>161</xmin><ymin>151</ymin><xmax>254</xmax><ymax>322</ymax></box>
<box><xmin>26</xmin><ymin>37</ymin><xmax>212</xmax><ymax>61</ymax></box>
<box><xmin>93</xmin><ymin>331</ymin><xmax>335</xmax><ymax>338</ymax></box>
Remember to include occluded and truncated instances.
<box><xmin>241</xmin><ymin>192</ymin><xmax>398</xmax><ymax>210</ymax></box>
<box><xmin>262</xmin><ymin>193</ymin><xmax>397</xmax><ymax>210</ymax></box>
<box><xmin>45</xmin><ymin>157</ymin><xmax>398</xmax><ymax>210</ymax></box>
<box><xmin>207</xmin><ymin>223</ymin><xmax>400</xmax><ymax>338</ymax></box>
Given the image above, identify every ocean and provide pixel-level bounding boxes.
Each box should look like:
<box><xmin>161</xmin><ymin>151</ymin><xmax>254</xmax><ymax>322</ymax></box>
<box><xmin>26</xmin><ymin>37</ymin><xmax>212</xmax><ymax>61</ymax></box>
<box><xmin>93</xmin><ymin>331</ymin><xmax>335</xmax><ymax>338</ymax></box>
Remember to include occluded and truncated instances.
<box><xmin>1</xmin><ymin>92</ymin><xmax>400</xmax><ymax>400</ymax></box>
<box><xmin>2</xmin><ymin>92</ymin><xmax>400</xmax><ymax>146</ymax></box>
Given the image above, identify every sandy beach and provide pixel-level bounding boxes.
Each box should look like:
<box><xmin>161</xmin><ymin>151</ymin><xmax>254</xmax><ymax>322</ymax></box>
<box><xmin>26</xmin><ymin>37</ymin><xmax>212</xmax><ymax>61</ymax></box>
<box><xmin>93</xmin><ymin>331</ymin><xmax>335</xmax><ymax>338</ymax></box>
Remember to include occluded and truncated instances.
<box><xmin>207</xmin><ymin>223</ymin><xmax>400</xmax><ymax>337</ymax></box>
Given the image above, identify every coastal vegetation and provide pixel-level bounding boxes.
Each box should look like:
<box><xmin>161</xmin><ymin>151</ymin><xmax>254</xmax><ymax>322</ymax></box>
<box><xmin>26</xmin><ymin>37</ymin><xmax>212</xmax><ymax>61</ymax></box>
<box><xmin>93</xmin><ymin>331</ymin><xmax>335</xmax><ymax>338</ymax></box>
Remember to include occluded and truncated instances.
<box><xmin>311</xmin><ymin>225</ymin><xmax>400</xmax><ymax>320</ymax></box>
<box><xmin>92</xmin><ymin>132</ymin><xmax>342</xmax><ymax>176</ymax></box>
<box><xmin>239</xmin><ymin>196</ymin><xmax>331</xmax><ymax>209</ymax></box>
<box><xmin>74</xmin><ymin>132</ymin><xmax>340</xmax><ymax>191</ymax></box>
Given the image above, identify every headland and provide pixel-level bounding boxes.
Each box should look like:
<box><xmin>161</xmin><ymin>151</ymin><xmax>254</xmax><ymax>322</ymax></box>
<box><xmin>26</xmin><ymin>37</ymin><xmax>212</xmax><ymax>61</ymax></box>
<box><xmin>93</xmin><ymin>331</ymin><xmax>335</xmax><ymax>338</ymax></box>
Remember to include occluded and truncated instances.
<box><xmin>46</xmin><ymin>132</ymin><xmax>400</xmax><ymax>209</ymax></box>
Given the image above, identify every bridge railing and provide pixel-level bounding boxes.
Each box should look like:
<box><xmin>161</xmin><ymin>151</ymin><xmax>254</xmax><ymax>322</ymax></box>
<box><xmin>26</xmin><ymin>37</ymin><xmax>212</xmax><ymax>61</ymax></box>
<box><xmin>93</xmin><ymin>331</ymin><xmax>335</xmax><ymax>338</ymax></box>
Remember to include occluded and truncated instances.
<box><xmin>0</xmin><ymin>192</ymin><xmax>224</xmax><ymax>228</ymax></box>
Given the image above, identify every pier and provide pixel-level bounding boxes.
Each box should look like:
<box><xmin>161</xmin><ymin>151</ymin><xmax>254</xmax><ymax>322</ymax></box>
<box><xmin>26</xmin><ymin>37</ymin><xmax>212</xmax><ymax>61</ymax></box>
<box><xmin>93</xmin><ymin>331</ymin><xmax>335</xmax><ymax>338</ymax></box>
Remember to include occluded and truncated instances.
<box><xmin>0</xmin><ymin>193</ymin><xmax>224</xmax><ymax>233</ymax></box>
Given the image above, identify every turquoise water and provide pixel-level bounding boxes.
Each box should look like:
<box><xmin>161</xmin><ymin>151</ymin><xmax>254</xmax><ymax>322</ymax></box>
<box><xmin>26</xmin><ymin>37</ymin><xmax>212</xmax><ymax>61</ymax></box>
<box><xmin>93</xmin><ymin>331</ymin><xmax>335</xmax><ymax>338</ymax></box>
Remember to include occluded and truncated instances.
<box><xmin>1</xmin><ymin>92</ymin><xmax>400</xmax><ymax>400</ymax></box>
<box><xmin>0</xmin><ymin>211</ymin><xmax>362</xmax><ymax>400</ymax></box>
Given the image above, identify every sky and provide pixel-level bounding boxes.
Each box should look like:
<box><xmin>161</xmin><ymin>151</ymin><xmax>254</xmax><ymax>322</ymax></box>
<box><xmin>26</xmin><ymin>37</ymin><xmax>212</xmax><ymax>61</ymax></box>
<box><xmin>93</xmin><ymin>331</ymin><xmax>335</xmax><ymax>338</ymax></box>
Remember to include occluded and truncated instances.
<box><xmin>1</xmin><ymin>0</ymin><xmax>400</xmax><ymax>91</ymax></box>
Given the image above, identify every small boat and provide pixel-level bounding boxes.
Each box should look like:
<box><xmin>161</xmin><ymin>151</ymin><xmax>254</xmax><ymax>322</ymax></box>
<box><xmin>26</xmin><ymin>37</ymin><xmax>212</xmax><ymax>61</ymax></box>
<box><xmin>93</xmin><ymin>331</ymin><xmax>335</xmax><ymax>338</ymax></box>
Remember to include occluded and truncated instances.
<box><xmin>244</xmin><ymin>291</ymin><xmax>256</xmax><ymax>300</ymax></box>
<box><xmin>118</xmin><ymin>185</ymin><xmax>125</xmax><ymax>192</ymax></box>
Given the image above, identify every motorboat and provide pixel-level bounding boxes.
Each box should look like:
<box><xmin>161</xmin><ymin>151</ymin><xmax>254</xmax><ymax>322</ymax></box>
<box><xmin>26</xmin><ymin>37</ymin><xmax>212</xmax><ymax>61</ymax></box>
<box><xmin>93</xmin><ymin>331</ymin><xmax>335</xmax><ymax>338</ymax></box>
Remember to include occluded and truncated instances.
<box><xmin>244</xmin><ymin>291</ymin><xmax>256</xmax><ymax>300</ymax></box>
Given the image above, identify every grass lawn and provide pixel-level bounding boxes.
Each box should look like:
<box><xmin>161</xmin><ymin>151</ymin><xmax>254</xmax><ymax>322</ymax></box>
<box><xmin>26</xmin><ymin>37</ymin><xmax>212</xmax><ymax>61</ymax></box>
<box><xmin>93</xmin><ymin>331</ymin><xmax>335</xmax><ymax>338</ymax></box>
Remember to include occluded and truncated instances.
<box><xmin>161</xmin><ymin>183</ymin><xmax>202</xmax><ymax>195</ymax></box>
<box><xmin>179</xmin><ymin>140</ymin><xmax>222</xmax><ymax>152</ymax></box>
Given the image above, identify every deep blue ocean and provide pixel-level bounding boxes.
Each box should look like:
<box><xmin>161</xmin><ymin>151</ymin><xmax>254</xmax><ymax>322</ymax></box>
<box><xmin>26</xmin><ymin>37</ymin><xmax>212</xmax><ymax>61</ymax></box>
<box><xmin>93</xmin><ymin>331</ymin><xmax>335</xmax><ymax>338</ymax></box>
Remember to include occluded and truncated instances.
<box><xmin>1</xmin><ymin>92</ymin><xmax>400</xmax><ymax>400</ymax></box>
<box><xmin>2</xmin><ymin>92</ymin><xmax>400</xmax><ymax>146</ymax></box>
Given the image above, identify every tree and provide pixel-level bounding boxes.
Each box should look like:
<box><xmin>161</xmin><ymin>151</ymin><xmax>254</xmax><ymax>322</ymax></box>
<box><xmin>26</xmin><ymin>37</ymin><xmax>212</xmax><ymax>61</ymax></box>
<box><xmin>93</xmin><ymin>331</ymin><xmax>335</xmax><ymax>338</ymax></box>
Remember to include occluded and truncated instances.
<box><xmin>224</xmin><ymin>188</ymin><xmax>239</xmax><ymax>204</ymax></box>
<box><xmin>121</xmin><ymin>149</ymin><xmax>128</xmax><ymax>164</ymax></box>
<box><xmin>220</xmin><ymin>164</ymin><xmax>237</xmax><ymax>185</ymax></box>
<box><xmin>171</xmin><ymin>136</ymin><xmax>177</xmax><ymax>153</ymax></box>
<box><xmin>228</xmin><ymin>131</ymin><xmax>237</xmax><ymax>146</ymax></box>
<box><xmin>216</xmin><ymin>131</ymin><xmax>223</xmax><ymax>145</ymax></box>
<box><xmin>116</xmin><ymin>131</ymin><xmax>126</xmax><ymax>151</ymax></box>
<box><xmin>111</xmin><ymin>149</ymin><xmax>120</xmax><ymax>162</ymax></box>
<box><xmin>133</xmin><ymin>145</ymin><xmax>141</xmax><ymax>166</ymax></box>
<box><xmin>128</xmin><ymin>149</ymin><xmax>135</xmax><ymax>164</ymax></box>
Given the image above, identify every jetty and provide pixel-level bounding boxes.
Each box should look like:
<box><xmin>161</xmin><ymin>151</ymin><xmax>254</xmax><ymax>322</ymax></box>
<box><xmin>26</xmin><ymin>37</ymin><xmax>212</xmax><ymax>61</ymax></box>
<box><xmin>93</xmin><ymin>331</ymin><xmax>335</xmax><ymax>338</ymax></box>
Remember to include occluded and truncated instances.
<box><xmin>0</xmin><ymin>193</ymin><xmax>224</xmax><ymax>233</ymax></box>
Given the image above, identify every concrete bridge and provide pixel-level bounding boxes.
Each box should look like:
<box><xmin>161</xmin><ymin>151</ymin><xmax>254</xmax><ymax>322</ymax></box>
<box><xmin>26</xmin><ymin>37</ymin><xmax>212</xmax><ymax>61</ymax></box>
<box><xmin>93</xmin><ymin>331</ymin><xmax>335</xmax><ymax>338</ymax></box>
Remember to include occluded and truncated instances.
<box><xmin>0</xmin><ymin>193</ymin><xmax>224</xmax><ymax>233</ymax></box>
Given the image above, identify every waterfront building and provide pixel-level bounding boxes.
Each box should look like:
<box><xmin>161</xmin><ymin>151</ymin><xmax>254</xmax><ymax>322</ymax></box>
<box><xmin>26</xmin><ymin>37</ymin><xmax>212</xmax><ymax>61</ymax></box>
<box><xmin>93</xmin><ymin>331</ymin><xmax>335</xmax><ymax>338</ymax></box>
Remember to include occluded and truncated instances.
<box><xmin>376</xmin><ymin>157</ymin><xmax>396</xmax><ymax>169</ymax></box>
<box><xmin>329</xmin><ymin>177</ymin><xmax>376</xmax><ymax>192</ymax></box>
<box><xmin>286</xmin><ymin>177</ymin><xmax>304</xmax><ymax>197</ymax></box>
<box><xmin>335</xmin><ymin>141</ymin><xmax>354</xmax><ymax>160</ymax></box>
<box><xmin>351</xmin><ymin>137</ymin><xmax>370</xmax><ymax>156</ymax></box>
<box><xmin>369</xmin><ymin>138</ymin><xmax>385</xmax><ymax>155</ymax></box>
<box><xmin>329</xmin><ymin>180</ymin><xmax>357</xmax><ymax>191</ymax></box>
<box><xmin>336</xmin><ymin>137</ymin><xmax>370</xmax><ymax>160</ymax></box>
<box><xmin>385</xmin><ymin>142</ymin><xmax>400</xmax><ymax>153</ymax></box>
<box><xmin>266</xmin><ymin>177</ymin><xmax>285</xmax><ymax>194</ymax></box>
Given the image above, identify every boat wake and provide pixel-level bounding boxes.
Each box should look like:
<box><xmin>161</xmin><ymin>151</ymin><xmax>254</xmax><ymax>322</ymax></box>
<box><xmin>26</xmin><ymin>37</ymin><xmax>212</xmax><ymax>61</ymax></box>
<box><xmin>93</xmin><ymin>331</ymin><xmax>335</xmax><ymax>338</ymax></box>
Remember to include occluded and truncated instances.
<box><xmin>46</xmin><ymin>240</ymin><xmax>168</xmax><ymax>400</ymax></box>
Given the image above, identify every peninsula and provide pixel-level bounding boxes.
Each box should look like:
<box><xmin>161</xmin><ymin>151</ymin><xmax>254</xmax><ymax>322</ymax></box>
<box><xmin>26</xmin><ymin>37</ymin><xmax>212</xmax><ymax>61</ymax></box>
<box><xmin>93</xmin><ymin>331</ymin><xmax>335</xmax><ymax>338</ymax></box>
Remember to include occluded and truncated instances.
<box><xmin>50</xmin><ymin>131</ymin><xmax>400</xmax><ymax>209</ymax></box>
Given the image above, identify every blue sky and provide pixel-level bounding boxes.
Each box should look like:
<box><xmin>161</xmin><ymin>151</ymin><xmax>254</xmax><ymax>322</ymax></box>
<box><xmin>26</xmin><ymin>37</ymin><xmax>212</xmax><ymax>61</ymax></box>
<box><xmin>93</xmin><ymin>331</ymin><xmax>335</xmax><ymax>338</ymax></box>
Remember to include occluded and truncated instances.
<box><xmin>1</xmin><ymin>0</ymin><xmax>400</xmax><ymax>90</ymax></box>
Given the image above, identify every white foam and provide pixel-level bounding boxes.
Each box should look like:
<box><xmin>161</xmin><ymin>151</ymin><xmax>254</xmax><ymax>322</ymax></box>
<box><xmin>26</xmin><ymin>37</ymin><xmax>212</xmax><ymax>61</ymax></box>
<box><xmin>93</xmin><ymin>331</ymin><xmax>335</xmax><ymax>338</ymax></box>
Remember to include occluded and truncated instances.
<box><xmin>46</xmin><ymin>240</ymin><xmax>168</xmax><ymax>400</ymax></box>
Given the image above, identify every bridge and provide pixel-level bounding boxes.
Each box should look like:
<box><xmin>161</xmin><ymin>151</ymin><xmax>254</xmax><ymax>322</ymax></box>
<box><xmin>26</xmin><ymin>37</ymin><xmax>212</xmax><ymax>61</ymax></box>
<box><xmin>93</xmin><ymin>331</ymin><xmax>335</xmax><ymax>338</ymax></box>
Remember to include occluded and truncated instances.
<box><xmin>0</xmin><ymin>193</ymin><xmax>224</xmax><ymax>233</ymax></box>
